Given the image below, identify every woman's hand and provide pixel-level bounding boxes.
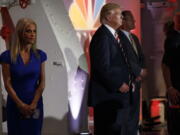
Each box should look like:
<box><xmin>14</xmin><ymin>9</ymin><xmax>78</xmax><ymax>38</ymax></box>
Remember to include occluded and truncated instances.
<box><xmin>29</xmin><ymin>102</ymin><xmax>37</xmax><ymax>112</ymax></box>
<box><xmin>17</xmin><ymin>102</ymin><xmax>33</xmax><ymax>117</ymax></box>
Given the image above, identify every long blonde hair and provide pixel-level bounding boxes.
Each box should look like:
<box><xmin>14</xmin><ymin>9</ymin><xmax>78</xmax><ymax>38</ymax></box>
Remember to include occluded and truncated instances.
<box><xmin>10</xmin><ymin>18</ymin><xmax>39</xmax><ymax>63</ymax></box>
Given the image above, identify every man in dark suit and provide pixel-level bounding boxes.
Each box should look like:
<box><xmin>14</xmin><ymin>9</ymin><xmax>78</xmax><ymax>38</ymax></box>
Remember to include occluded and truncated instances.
<box><xmin>88</xmin><ymin>3</ymin><xmax>132</xmax><ymax>135</ymax></box>
<box><xmin>162</xmin><ymin>20</ymin><xmax>180</xmax><ymax>135</ymax></box>
<box><xmin>117</xmin><ymin>10</ymin><xmax>146</xmax><ymax>135</ymax></box>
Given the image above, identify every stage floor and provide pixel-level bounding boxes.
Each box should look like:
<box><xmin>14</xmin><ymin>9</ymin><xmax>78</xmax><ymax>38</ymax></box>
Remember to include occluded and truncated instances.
<box><xmin>141</xmin><ymin>128</ymin><xmax>168</xmax><ymax>135</ymax></box>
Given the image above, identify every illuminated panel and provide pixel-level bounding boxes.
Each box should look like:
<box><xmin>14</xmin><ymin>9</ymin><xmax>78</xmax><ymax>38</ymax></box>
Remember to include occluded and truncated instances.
<box><xmin>69</xmin><ymin>0</ymin><xmax>106</xmax><ymax>30</ymax></box>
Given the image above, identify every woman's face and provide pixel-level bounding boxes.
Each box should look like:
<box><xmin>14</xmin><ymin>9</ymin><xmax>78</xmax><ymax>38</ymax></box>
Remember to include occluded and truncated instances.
<box><xmin>23</xmin><ymin>24</ymin><xmax>36</xmax><ymax>45</ymax></box>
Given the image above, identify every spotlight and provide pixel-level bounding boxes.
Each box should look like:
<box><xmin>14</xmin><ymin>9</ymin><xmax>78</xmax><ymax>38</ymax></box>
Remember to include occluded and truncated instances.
<box><xmin>80</xmin><ymin>132</ymin><xmax>92</xmax><ymax>135</ymax></box>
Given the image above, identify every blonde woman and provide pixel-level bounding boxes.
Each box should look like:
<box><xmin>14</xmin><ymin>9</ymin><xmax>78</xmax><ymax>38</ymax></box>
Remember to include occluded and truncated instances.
<box><xmin>0</xmin><ymin>18</ymin><xmax>47</xmax><ymax>135</ymax></box>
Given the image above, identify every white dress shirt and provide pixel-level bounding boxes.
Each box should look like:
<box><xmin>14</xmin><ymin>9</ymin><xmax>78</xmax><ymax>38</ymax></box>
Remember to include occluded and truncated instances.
<box><xmin>121</xmin><ymin>30</ymin><xmax>138</xmax><ymax>55</ymax></box>
<box><xmin>121</xmin><ymin>30</ymin><xmax>131</xmax><ymax>42</ymax></box>
<box><xmin>104</xmin><ymin>24</ymin><xmax>116</xmax><ymax>38</ymax></box>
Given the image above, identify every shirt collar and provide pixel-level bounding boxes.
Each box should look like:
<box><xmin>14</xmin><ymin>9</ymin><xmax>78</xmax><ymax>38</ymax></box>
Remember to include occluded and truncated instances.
<box><xmin>121</xmin><ymin>30</ymin><xmax>132</xmax><ymax>41</ymax></box>
<box><xmin>104</xmin><ymin>24</ymin><xmax>116</xmax><ymax>37</ymax></box>
<box><xmin>121</xmin><ymin>30</ymin><xmax>131</xmax><ymax>37</ymax></box>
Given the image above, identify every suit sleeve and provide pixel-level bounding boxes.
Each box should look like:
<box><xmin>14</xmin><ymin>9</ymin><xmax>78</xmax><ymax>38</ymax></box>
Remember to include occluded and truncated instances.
<box><xmin>129</xmin><ymin>60</ymin><xmax>142</xmax><ymax>78</ymax></box>
<box><xmin>138</xmin><ymin>44</ymin><xmax>146</xmax><ymax>69</ymax></box>
<box><xmin>162</xmin><ymin>38</ymin><xmax>172</xmax><ymax>67</ymax></box>
<box><xmin>130</xmin><ymin>35</ymin><xmax>146</xmax><ymax>77</ymax></box>
<box><xmin>90</xmin><ymin>35</ymin><xmax>129</xmax><ymax>91</ymax></box>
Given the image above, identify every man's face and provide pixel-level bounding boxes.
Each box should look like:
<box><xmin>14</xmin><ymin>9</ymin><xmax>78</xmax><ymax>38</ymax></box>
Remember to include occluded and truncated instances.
<box><xmin>107</xmin><ymin>8</ymin><xmax>122</xmax><ymax>29</ymax></box>
<box><xmin>123</xmin><ymin>13</ymin><xmax>136</xmax><ymax>30</ymax></box>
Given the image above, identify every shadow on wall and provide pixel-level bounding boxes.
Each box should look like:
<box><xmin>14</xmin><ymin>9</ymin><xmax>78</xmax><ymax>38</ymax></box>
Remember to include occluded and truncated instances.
<box><xmin>64</xmin><ymin>48</ymin><xmax>89</xmax><ymax>134</ymax></box>
<box><xmin>64</xmin><ymin>48</ymin><xmax>78</xmax><ymax>71</ymax></box>
<box><xmin>141</xmin><ymin>1</ymin><xmax>167</xmax><ymax>100</ymax></box>
<box><xmin>64</xmin><ymin>45</ymin><xmax>88</xmax><ymax>72</ymax></box>
<box><xmin>68</xmin><ymin>68</ymin><xmax>89</xmax><ymax>134</ymax></box>
<box><xmin>141</xmin><ymin>2</ymin><xmax>156</xmax><ymax>100</ymax></box>
<box><xmin>42</xmin><ymin>114</ymin><xmax>69</xmax><ymax>135</ymax></box>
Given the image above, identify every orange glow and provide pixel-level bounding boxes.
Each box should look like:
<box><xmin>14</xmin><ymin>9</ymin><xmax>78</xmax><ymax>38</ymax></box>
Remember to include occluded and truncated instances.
<box><xmin>69</xmin><ymin>0</ymin><xmax>106</xmax><ymax>30</ymax></box>
<box><xmin>150</xmin><ymin>100</ymin><xmax>160</xmax><ymax>119</ymax></box>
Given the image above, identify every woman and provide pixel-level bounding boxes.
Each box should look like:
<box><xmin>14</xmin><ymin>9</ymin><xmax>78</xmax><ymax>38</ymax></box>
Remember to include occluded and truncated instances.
<box><xmin>0</xmin><ymin>18</ymin><xmax>47</xmax><ymax>135</ymax></box>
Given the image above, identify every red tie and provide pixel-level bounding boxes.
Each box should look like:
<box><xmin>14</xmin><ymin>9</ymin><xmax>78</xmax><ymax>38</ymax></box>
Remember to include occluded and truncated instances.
<box><xmin>114</xmin><ymin>32</ymin><xmax>120</xmax><ymax>43</ymax></box>
<box><xmin>115</xmin><ymin>32</ymin><xmax>135</xmax><ymax>93</ymax></box>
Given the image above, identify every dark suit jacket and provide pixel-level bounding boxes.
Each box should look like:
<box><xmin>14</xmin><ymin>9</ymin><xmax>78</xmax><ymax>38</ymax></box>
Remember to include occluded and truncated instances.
<box><xmin>162</xmin><ymin>30</ymin><xmax>180</xmax><ymax>90</ymax></box>
<box><xmin>117</xmin><ymin>30</ymin><xmax>146</xmax><ymax>82</ymax></box>
<box><xmin>88</xmin><ymin>25</ymin><xmax>131</xmax><ymax>107</ymax></box>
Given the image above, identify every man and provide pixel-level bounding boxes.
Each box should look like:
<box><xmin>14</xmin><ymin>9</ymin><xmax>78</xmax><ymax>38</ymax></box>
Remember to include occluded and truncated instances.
<box><xmin>88</xmin><ymin>3</ymin><xmax>131</xmax><ymax>135</ymax></box>
<box><xmin>174</xmin><ymin>13</ymin><xmax>180</xmax><ymax>31</ymax></box>
<box><xmin>117</xmin><ymin>10</ymin><xmax>146</xmax><ymax>135</ymax></box>
<box><xmin>162</xmin><ymin>19</ymin><xmax>180</xmax><ymax>135</ymax></box>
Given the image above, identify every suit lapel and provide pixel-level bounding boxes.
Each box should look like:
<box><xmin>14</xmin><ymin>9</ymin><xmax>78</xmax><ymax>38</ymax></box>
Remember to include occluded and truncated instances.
<box><xmin>131</xmin><ymin>34</ymin><xmax>141</xmax><ymax>56</ymax></box>
<box><xmin>119</xmin><ymin>31</ymin><xmax>139</xmax><ymax>58</ymax></box>
<box><xmin>101</xmin><ymin>25</ymin><xmax>119</xmax><ymax>45</ymax></box>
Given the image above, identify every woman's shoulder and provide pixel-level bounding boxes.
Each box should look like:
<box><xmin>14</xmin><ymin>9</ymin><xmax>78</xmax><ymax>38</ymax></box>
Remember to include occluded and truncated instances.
<box><xmin>0</xmin><ymin>50</ymin><xmax>11</xmax><ymax>59</ymax></box>
<box><xmin>1</xmin><ymin>50</ymin><xmax>10</xmax><ymax>56</ymax></box>
<box><xmin>37</xmin><ymin>49</ymin><xmax>47</xmax><ymax>62</ymax></box>
<box><xmin>0</xmin><ymin>50</ymin><xmax>11</xmax><ymax>63</ymax></box>
<box><xmin>37</xmin><ymin>49</ymin><xmax>46</xmax><ymax>55</ymax></box>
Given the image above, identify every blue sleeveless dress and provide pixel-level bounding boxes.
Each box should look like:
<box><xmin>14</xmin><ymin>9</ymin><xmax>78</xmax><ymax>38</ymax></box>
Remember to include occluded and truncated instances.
<box><xmin>0</xmin><ymin>49</ymin><xmax>47</xmax><ymax>135</ymax></box>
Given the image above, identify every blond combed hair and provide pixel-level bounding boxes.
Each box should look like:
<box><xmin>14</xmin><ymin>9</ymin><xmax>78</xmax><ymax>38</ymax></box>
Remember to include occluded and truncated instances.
<box><xmin>10</xmin><ymin>18</ymin><xmax>39</xmax><ymax>63</ymax></box>
<box><xmin>100</xmin><ymin>3</ymin><xmax>120</xmax><ymax>24</ymax></box>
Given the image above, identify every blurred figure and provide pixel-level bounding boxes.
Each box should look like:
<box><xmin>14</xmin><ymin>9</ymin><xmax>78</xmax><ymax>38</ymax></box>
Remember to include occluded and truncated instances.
<box><xmin>162</xmin><ymin>19</ymin><xmax>180</xmax><ymax>135</ymax></box>
<box><xmin>117</xmin><ymin>10</ymin><xmax>146</xmax><ymax>135</ymax></box>
<box><xmin>88</xmin><ymin>3</ymin><xmax>132</xmax><ymax>135</ymax></box>
<box><xmin>174</xmin><ymin>13</ymin><xmax>180</xmax><ymax>31</ymax></box>
<box><xmin>0</xmin><ymin>18</ymin><xmax>47</xmax><ymax>135</ymax></box>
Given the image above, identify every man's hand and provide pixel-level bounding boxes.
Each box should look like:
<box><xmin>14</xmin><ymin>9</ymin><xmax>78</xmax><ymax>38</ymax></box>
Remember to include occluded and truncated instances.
<box><xmin>136</xmin><ymin>69</ymin><xmax>147</xmax><ymax>81</ymax></box>
<box><xmin>140</xmin><ymin>69</ymin><xmax>147</xmax><ymax>78</ymax></box>
<box><xmin>135</xmin><ymin>76</ymin><xmax>142</xmax><ymax>82</ymax></box>
<box><xmin>167</xmin><ymin>87</ymin><xmax>180</xmax><ymax>105</ymax></box>
<box><xmin>119</xmin><ymin>83</ymin><xmax>129</xmax><ymax>93</ymax></box>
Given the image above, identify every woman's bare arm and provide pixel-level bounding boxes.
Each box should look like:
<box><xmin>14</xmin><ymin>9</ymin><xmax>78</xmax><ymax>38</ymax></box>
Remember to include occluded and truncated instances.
<box><xmin>30</xmin><ymin>62</ymin><xmax>45</xmax><ymax>109</ymax></box>
<box><xmin>2</xmin><ymin>63</ymin><xmax>24</xmax><ymax>107</ymax></box>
